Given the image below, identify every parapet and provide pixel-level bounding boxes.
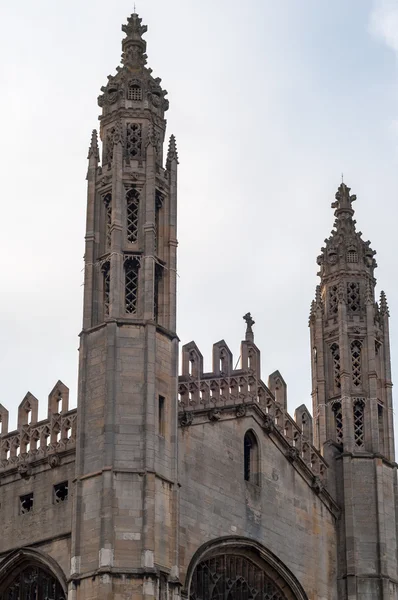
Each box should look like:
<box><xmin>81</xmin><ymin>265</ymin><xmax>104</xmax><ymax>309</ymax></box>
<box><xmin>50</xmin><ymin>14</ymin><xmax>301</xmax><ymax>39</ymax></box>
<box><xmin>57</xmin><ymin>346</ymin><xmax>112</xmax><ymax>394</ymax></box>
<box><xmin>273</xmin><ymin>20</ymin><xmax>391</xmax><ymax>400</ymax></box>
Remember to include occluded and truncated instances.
<box><xmin>178</xmin><ymin>338</ymin><xmax>325</xmax><ymax>483</ymax></box>
<box><xmin>0</xmin><ymin>381</ymin><xmax>77</xmax><ymax>475</ymax></box>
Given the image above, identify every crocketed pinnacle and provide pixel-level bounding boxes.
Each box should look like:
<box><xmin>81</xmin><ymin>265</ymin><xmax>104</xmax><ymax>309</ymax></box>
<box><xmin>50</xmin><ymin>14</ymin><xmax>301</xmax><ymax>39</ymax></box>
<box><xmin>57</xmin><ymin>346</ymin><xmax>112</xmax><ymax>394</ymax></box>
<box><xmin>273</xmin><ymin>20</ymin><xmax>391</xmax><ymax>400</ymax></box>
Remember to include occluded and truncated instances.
<box><xmin>380</xmin><ymin>291</ymin><xmax>390</xmax><ymax>316</ymax></box>
<box><xmin>166</xmin><ymin>134</ymin><xmax>179</xmax><ymax>169</ymax></box>
<box><xmin>121</xmin><ymin>12</ymin><xmax>148</xmax><ymax>67</ymax></box>
<box><xmin>331</xmin><ymin>182</ymin><xmax>356</xmax><ymax>216</ymax></box>
<box><xmin>87</xmin><ymin>129</ymin><xmax>99</xmax><ymax>161</ymax></box>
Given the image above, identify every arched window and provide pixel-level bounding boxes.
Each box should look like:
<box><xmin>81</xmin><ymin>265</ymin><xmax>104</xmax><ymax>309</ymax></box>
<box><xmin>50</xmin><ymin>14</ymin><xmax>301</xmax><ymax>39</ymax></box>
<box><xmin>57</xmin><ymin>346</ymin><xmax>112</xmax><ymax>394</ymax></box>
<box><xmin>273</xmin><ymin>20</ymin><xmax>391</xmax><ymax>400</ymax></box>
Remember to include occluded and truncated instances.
<box><xmin>244</xmin><ymin>430</ymin><xmax>259</xmax><ymax>485</ymax></box>
<box><xmin>190</xmin><ymin>554</ymin><xmax>291</xmax><ymax>600</ymax></box>
<box><xmin>126</xmin><ymin>189</ymin><xmax>139</xmax><ymax>243</ymax></box>
<box><xmin>332</xmin><ymin>401</ymin><xmax>343</xmax><ymax>445</ymax></box>
<box><xmin>330</xmin><ymin>343</ymin><xmax>341</xmax><ymax>390</ymax></box>
<box><xmin>351</xmin><ymin>340</ymin><xmax>362</xmax><ymax>387</ymax></box>
<box><xmin>1</xmin><ymin>565</ymin><xmax>66</xmax><ymax>600</ymax></box>
<box><xmin>125</xmin><ymin>256</ymin><xmax>140</xmax><ymax>314</ymax></box>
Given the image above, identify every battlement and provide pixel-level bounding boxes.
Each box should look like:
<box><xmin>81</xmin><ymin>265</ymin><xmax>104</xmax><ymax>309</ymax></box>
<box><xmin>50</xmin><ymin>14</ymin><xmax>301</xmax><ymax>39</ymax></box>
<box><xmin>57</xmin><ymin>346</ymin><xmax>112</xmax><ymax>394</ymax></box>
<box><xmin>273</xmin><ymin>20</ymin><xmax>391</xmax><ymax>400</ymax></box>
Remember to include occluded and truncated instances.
<box><xmin>178</xmin><ymin>339</ymin><xmax>326</xmax><ymax>482</ymax></box>
<box><xmin>0</xmin><ymin>381</ymin><xmax>77</xmax><ymax>474</ymax></box>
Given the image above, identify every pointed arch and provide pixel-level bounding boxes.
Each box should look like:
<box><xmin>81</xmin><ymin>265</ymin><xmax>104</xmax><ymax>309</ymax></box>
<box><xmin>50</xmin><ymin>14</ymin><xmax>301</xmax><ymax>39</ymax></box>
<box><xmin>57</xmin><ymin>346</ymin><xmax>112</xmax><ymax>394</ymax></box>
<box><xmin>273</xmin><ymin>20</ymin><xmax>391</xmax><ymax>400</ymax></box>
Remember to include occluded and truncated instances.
<box><xmin>185</xmin><ymin>537</ymin><xmax>309</xmax><ymax>600</ymax></box>
<box><xmin>243</xmin><ymin>430</ymin><xmax>260</xmax><ymax>485</ymax></box>
<box><xmin>0</xmin><ymin>547</ymin><xmax>67</xmax><ymax>599</ymax></box>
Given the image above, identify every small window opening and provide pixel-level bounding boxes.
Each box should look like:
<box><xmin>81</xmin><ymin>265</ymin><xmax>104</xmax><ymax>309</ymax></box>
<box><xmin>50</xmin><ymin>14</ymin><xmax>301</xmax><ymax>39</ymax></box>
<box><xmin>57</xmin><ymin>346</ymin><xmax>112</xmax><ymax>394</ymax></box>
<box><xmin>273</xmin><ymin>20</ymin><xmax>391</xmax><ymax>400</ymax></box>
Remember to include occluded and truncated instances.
<box><xmin>353</xmin><ymin>400</ymin><xmax>365</xmax><ymax>447</ymax></box>
<box><xmin>125</xmin><ymin>258</ymin><xmax>139</xmax><ymax>314</ymax></box>
<box><xmin>189</xmin><ymin>359</ymin><xmax>193</xmax><ymax>376</ymax></box>
<box><xmin>20</xmin><ymin>493</ymin><xmax>34</xmax><ymax>514</ymax></box>
<box><xmin>26</xmin><ymin>410</ymin><xmax>32</xmax><ymax>424</ymax></box>
<box><xmin>56</xmin><ymin>392</ymin><xmax>62</xmax><ymax>414</ymax></box>
<box><xmin>378</xmin><ymin>404</ymin><xmax>385</xmax><ymax>455</ymax></box>
<box><xmin>65</xmin><ymin>427</ymin><xmax>71</xmax><ymax>440</ymax></box>
<box><xmin>128</xmin><ymin>84</ymin><xmax>142</xmax><ymax>101</ymax></box>
<box><xmin>54</xmin><ymin>481</ymin><xmax>69</xmax><ymax>504</ymax></box>
<box><xmin>56</xmin><ymin>431</ymin><xmax>61</xmax><ymax>443</ymax></box>
<box><xmin>244</xmin><ymin>431</ymin><xmax>259</xmax><ymax>485</ymax></box>
<box><xmin>16</xmin><ymin>445</ymin><xmax>20</xmax><ymax>457</ymax></box>
<box><xmin>103</xmin><ymin>262</ymin><xmax>111</xmax><ymax>317</ymax></box>
<box><xmin>6</xmin><ymin>447</ymin><xmax>10</xmax><ymax>460</ymax></box>
<box><xmin>347</xmin><ymin>250</ymin><xmax>358</xmax><ymax>263</ymax></box>
<box><xmin>158</xmin><ymin>396</ymin><xmax>165</xmax><ymax>437</ymax></box>
<box><xmin>25</xmin><ymin>442</ymin><xmax>30</xmax><ymax>454</ymax></box>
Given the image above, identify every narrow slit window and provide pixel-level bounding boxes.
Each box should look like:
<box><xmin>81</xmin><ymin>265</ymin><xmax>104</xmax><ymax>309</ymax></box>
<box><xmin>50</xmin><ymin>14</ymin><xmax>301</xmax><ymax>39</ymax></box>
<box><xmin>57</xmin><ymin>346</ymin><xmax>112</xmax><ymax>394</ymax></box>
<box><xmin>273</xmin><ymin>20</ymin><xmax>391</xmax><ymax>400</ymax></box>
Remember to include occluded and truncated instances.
<box><xmin>244</xmin><ymin>431</ymin><xmax>259</xmax><ymax>485</ymax></box>
<box><xmin>333</xmin><ymin>402</ymin><xmax>343</xmax><ymax>445</ymax></box>
<box><xmin>353</xmin><ymin>400</ymin><xmax>365</xmax><ymax>447</ymax></box>
<box><xmin>158</xmin><ymin>396</ymin><xmax>165</xmax><ymax>437</ymax></box>
<box><xmin>351</xmin><ymin>340</ymin><xmax>362</xmax><ymax>387</ymax></box>
<box><xmin>102</xmin><ymin>262</ymin><xmax>110</xmax><ymax>317</ymax></box>
<box><xmin>378</xmin><ymin>404</ymin><xmax>385</xmax><ymax>455</ymax></box>
<box><xmin>330</xmin><ymin>343</ymin><xmax>341</xmax><ymax>390</ymax></box>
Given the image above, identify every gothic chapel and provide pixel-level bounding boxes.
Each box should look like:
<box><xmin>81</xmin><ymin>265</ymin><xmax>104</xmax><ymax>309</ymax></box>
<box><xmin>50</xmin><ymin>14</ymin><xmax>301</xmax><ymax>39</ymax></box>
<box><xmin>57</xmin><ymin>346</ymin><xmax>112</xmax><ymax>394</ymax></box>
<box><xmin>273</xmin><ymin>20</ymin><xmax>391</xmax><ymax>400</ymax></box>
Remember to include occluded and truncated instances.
<box><xmin>0</xmin><ymin>12</ymin><xmax>397</xmax><ymax>600</ymax></box>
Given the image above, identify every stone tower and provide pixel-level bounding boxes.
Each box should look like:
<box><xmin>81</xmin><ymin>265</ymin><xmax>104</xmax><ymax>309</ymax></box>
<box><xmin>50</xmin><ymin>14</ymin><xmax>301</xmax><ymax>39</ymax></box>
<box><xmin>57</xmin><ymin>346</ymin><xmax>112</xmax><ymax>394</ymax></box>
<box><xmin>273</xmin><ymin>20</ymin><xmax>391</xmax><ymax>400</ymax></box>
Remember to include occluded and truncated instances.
<box><xmin>309</xmin><ymin>183</ymin><xmax>398</xmax><ymax>599</ymax></box>
<box><xmin>71</xmin><ymin>13</ymin><xmax>179</xmax><ymax>599</ymax></box>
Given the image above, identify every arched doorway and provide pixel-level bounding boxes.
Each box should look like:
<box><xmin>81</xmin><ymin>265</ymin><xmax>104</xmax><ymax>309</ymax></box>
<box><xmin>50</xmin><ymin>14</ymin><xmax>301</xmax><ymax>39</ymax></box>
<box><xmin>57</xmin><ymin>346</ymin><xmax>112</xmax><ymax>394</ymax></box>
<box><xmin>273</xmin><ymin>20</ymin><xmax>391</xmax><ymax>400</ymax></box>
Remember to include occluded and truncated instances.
<box><xmin>186</xmin><ymin>538</ymin><xmax>308</xmax><ymax>600</ymax></box>
<box><xmin>0</xmin><ymin>549</ymin><xmax>67</xmax><ymax>600</ymax></box>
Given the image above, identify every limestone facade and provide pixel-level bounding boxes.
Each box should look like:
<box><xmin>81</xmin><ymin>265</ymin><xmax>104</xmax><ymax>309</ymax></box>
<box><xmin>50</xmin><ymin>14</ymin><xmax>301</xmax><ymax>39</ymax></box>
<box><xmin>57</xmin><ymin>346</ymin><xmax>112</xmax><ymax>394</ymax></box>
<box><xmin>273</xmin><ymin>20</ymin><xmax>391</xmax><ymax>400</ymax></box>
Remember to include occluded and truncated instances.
<box><xmin>0</xmin><ymin>12</ymin><xmax>397</xmax><ymax>600</ymax></box>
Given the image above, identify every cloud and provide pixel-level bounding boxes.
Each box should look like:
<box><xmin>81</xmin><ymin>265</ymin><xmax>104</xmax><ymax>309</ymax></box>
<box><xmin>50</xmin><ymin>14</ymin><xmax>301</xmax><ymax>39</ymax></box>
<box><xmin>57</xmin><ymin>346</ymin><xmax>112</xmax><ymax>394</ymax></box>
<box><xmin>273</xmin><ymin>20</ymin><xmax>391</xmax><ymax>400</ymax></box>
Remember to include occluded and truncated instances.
<box><xmin>370</xmin><ymin>0</ymin><xmax>398</xmax><ymax>54</ymax></box>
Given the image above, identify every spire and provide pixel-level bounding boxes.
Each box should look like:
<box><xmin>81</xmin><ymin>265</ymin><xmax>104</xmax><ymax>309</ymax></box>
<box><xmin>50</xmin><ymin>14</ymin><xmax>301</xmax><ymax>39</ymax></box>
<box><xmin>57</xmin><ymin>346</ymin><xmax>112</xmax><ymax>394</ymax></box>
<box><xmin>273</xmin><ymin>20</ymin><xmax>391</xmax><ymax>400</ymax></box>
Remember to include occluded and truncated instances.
<box><xmin>380</xmin><ymin>291</ymin><xmax>390</xmax><ymax>316</ymax></box>
<box><xmin>121</xmin><ymin>12</ymin><xmax>148</xmax><ymax>68</ymax></box>
<box><xmin>166</xmin><ymin>134</ymin><xmax>179</xmax><ymax>170</ymax></box>
<box><xmin>243</xmin><ymin>312</ymin><xmax>255</xmax><ymax>343</ymax></box>
<box><xmin>87</xmin><ymin>129</ymin><xmax>99</xmax><ymax>161</ymax></box>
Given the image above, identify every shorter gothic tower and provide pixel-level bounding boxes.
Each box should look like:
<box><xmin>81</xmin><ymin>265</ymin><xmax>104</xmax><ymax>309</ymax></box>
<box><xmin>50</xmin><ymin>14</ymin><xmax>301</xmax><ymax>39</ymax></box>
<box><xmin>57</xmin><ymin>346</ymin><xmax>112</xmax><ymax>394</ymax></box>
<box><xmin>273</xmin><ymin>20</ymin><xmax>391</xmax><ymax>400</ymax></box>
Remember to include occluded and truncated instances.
<box><xmin>309</xmin><ymin>183</ymin><xmax>398</xmax><ymax>599</ymax></box>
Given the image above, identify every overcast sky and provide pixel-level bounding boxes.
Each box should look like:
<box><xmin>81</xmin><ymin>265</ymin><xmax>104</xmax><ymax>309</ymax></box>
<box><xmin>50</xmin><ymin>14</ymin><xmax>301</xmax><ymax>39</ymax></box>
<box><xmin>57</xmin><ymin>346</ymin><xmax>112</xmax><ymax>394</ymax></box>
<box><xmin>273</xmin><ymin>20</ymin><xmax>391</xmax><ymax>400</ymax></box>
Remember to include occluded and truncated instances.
<box><xmin>1</xmin><ymin>0</ymin><xmax>398</xmax><ymax>438</ymax></box>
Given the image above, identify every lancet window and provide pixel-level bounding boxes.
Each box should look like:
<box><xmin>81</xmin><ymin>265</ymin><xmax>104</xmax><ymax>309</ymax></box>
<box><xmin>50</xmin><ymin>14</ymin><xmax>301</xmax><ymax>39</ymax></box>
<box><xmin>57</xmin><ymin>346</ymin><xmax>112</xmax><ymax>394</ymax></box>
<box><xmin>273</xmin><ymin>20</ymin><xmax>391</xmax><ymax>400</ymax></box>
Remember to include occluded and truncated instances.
<box><xmin>329</xmin><ymin>285</ymin><xmax>338</xmax><ymax>315</ymax></box>
<box><xmin>347</xmin><ymin>282</ymin><xmax>360</xmax><ymax>312</ymax></box>
<box><xmin>330</xmin><ymin>343</ymin><xmax>341</xmax><ymax>390</ymax></box>
<box><xmin>190</xmin><ymin>554</ymin><xmax>289</xmax><ymax>600</ymax></box>
<box><xmin>244</xmin><ymin>431</ymin><xmax>259</xmax><ymax>485</ymax></box>
<box><xmin>351</xmin><ymin>340</ymin><xmax>362</xmax><ymax>387</ymax></box>
<box><xmin>104</xmin><ymin>193</ymin><xmax>112</xmax><ymax>250</ymax></box>
<box><xmin>126</xmin><ymin>123</ymin><xmax>142</xmax><ymax>158</ymax></box>
<box><xmin>126</xmin><ymin>189</ymin><xmax>139</xmax><ymax>243</ymax></box>
<box><xmin>125</xmin><ymin>257</ymin><xmax>140</xmax><ymax>314</ymax></box>
<box><xmin>332</xmin><ymin>402</ymin><xmax>343</xmax><ymax>445</ymax></box>
<box><xmin>154</xmin><ymin>263</ymin><xmax>163</xmax><ymax>322</ymax></box>
<box><xmin>353</xmin><ymin>399</ymin><xmax>365</xmax><ymax>448</ymax></box>
<box><xmin>2</xmin><ymin>566</ymin><xmax>66</xmax><ymax>600</ymax></box>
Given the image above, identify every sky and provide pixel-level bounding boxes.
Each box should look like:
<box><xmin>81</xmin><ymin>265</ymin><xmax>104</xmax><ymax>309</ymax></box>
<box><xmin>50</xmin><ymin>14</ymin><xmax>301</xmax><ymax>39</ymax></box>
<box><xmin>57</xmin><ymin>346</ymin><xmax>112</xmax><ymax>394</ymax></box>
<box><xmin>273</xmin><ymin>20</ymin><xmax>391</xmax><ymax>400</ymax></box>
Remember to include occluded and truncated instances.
<box><xmin>1</xmin><ymin>0</ymin><xmax>398</xmax><ymax>439</ymax></box>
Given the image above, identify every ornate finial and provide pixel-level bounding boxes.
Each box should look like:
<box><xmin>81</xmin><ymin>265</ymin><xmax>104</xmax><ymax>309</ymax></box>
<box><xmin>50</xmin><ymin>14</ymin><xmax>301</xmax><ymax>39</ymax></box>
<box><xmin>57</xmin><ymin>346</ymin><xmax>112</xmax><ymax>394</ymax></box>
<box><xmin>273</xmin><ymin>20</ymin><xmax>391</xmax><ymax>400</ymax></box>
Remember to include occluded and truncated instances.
<box><xmin>243</xmin><ymin>312</ymin><xmax>255</xmax><ymax>342</ymax></box>
<box><xmin>121</xmin><ymin>13</ymin><xmax>148</xmax><ymax>67</ymax></box>
<box><xmin>87</xmin><ymin>129</ymin><xmax>99</xmax><ymax>161</ymax></box>
<box><xmin>380</xmin><ymin>291</ymin><xmax>390</xmax><ymax>316</ymax></box>
<box><xmin>166</xmin><ymin>134</ymin><xmax>179</xmax><ymax>169</ymax></box>
<box><xmin>331</xmin><ymin>182</ymin><xmax>356</xmax><ymax>215</ymax></box>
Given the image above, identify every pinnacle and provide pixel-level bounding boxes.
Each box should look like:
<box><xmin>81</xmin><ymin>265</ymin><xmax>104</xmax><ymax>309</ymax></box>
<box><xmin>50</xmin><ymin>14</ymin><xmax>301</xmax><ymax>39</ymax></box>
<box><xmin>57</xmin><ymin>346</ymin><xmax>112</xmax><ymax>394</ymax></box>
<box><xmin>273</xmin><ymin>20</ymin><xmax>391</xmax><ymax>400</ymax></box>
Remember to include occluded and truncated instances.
<box><xmin>87</xmin><ymin>129</ymin><xmax>99</xmax><ymax>161</ymax></box>
<box><xmin>380</xmin><ymin>290</ymin><xmax>390</xmax><ymax>316</ymax></box>
<box><xmin>166</xmin><ymin>134</ymin><xmax>179</xmax><ymax>169</ymax></box>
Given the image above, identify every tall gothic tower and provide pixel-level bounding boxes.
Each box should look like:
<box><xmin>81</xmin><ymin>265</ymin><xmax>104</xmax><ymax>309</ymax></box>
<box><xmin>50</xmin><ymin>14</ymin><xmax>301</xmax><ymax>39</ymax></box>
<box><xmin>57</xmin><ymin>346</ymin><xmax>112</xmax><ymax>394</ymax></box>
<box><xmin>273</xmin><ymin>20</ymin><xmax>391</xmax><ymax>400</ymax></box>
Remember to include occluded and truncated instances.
<box><xmin>71</xmin><ymin>13</ymin><xmax>179</xmax><ymax>599</ymax></box>
<box><xmin>309</xmin><ymin>183</ymin><xmax>398</xmax><ymax>599</ymax></box>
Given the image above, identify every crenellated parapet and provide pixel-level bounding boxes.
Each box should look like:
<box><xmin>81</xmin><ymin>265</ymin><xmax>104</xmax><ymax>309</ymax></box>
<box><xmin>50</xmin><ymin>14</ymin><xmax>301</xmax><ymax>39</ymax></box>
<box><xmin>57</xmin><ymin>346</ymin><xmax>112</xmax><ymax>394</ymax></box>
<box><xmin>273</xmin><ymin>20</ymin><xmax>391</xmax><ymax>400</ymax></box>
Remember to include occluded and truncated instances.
<box><xmin>0</xmin><ymin>381</ymin><xmax>76</xmax><ymax>476</ymax></box>
<box><xmin>178</xmin><ymin>337</ymin><xmax>326</xmax><ymax>483</ymax></box>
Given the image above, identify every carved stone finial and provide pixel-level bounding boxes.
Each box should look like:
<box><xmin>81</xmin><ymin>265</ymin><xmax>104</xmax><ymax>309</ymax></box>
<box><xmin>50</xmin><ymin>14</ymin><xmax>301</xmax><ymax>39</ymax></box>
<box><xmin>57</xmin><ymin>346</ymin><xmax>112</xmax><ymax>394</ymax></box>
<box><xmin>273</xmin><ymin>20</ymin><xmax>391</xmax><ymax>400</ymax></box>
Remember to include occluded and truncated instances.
<box><xmin>380</xmin><ymin>291</ymin><xmax>390</xmax><ymax>316</ymax></box>
<box><xmin>87</xmin><ymin>129</ymin><xmax>99</xmax><ymax>161</ymax></box>
<box><xmin>121</xmin><ymin>12</ymin><xmax>148</xmax><ymax>68</ymax></box>
<box><xmin>166</xmin><ymin>134</ymin><xmax>179</xmax><ymax>170</ymax></box>
<box><xmin>243</xmin><ymin>312</ymin><xmax>255</xmax><ymax>342</ymax></box>
<box><xmin>331</xmin><ymin>182</ymin><xmax>356</xmax><ymax>214</ymax></box>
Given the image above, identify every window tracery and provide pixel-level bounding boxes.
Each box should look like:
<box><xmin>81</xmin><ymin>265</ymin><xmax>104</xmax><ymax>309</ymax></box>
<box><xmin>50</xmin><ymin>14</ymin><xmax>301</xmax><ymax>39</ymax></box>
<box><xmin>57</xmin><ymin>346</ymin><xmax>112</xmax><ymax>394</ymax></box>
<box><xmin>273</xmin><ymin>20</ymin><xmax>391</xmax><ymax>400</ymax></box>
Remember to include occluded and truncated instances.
<box><xmin>353</xmin><ymin>399</ymin><xmax>365</xmax><ymax>447</ymax></box>
<box><xmin>190</xmin><ymin>554</ymin><xmax>288</xmax><ymax>600</ymax></box>
<box><xmin>104</xmin><ymin>193</ymin><xmax>112</xmax><ymax>250</ymax></box>
<box><xmin>126</xmin><ymin>123</ymin><xmax>142</xmax><ymax>158</ymax></box>
<box><xmin>332</xmin><ymin>402</ymin><xmax>343</xmax><ymax>445</ymax></box>
<box><xmin>351</xmin><ymin>340</ymin><xmax>362</xmax><ymax>387</ymax></box>
<box><xmin>2</xmin><ymin>566</ymin><xmax>66</xmax><ymax>600</ymax></box>
<box><xmin>125</xmin><ymin>257</ymin><xmax>140</xmax><ymax>314</ymax></box>
<box><xmin>347</xmin><ymin>282</ymin><xmax>360</xmax><ymax>312</ymax></box>
<box><xmin>329</xmin><ymin>285</ymin><xmax>338</xmax><ymax>315</ymax></box>
<box><xmin>330</xmin><ymin>343</ymin><xmax>341</xmax><ymax>390</ymax></box>
<box><xmin>126</xmin><ymin>189</ymin><xmax>139</xmax><ymax>243</ymax></box>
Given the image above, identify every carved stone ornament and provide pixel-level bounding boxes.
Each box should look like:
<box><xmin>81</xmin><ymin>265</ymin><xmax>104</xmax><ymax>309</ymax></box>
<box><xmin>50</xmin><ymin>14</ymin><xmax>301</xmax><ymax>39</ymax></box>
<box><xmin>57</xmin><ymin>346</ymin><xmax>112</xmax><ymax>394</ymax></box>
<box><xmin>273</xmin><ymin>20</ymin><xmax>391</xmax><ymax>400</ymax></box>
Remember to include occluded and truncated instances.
<box><xmin>287</xmin><ymin>446</ymin><xmax>300</xmax><ymax>463</ymax></box>
<box><xmin>179</xmin><ymin>412</ymin><xmax>193</xmax><ymax>428</ymax></box>
<box><xmin>262</xmin><ymin>414</ymin><xmax>275</xmax><ymax>433</ymax></box>
<box><xmin>48</xmin><ymin>454</ymin><xmax>60</xmax><ymax>469</ymax></box>
<box><xmin>208</xmin><ymin>408</ymin><xmax>222</xmax><ymax>422</ymax></box>
<box><xmin>18</xmin><ymin>463</ymin><xmax>31</xmax><ymax>480</ymax></box>
<box><xmin>312</xmin><ymin>476</ymin><xmax>324</xmax><ymax>495</ymax></box>
<box><xmin>235</xmin><ymin>405</ymin><xmax>246</xmax><ymax>418</ymax></box>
